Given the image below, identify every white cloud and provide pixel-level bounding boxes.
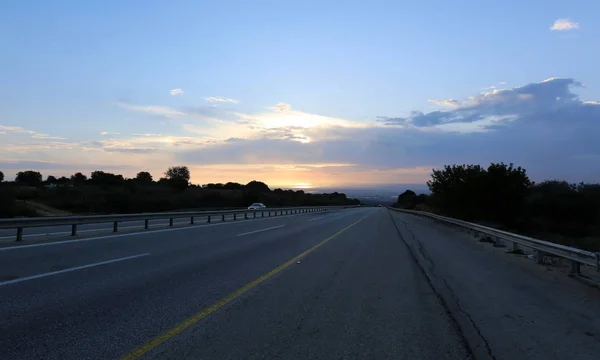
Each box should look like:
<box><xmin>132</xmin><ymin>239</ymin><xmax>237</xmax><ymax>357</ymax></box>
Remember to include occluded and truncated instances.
<box><xmin>117</xmin><ymin>102</ymin><xmax>186</xmax><ymax>118</ymax></box>
<box><xmin>427</xmin><ymin>99</ymin><xmax>462</xmax><ymax>107</ymax></box>
<box><xmin>100</xmin><ymin>132</ymin><xmax>120</xmax><ymax>136</ymax></box>
<box><xmin>551</xmin><ymin>18</ymin><xmax>580</xmax><ymax>31</ymax></box>
<box><xmin>32</xmin><ymin>134</ymin><xmax>67</xmax><ymax>140</ymax></box>
<box><xmin>583</xmin><ymin>100</ymin><xmax>599</xmax><ymax>105</ymax></box>
<box><xmin>170</xmin><ymin>88</ymin><xmax>184</xmax><ymax>96</ymax></box>
<box><xmin>498</xmin><ymin>82</ymin><xmax>507</xmax><ymax>85</ymax></box>
<box><xmin>204</xmin><ymin>96</ymin><xmax>240</xmax><ymax>103</ymax></box>
<box><xmin>0</xmin><ymin>125</ymin><xmax>35</xmax><ymax>134</ymax></box>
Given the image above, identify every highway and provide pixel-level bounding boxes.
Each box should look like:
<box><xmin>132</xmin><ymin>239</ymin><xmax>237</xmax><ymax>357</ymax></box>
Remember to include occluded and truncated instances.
<box><xmin>1</xmin><ymin>207</ymin><xmax>600</xmax><ymax>359</ymax></box>
<box><xmin>0</xmin><ymin>212</ymin><xmax>265</xmax><ymax>241</ymax></box>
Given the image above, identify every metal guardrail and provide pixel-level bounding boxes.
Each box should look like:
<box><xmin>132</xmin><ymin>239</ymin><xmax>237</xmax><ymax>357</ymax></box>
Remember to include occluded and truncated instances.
<box><xmin>0</xmin><ymin>206</ymin><xmax>355</xmax><ymax>242</ymax></box>
<box><xmin>389</xmin><ymin>207</ymin><xmax>600</xmax><ymax>275</ymax></box>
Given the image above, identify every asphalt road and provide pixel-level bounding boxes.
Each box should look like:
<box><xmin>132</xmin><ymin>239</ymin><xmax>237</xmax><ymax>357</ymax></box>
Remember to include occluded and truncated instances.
<box><xmin>1</xmin><ymin>208</ymin><xmax>599</xmax><ymax>359</ymax></box>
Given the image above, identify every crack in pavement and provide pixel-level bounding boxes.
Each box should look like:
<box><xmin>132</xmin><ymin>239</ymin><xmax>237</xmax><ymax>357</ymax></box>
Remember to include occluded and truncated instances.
<box><xmin>389</xmin><ymin>211</ymin><xmax>496</xmax><ymax>360</ymax></box>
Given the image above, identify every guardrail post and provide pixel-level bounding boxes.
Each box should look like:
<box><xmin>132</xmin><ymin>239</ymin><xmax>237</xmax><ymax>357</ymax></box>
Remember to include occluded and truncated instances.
<box><xmin>71</xmin><ymin>224</ymin><xmax>77</xmax><ymax>236</ymax></box>
<box><xmin>207</xmin><ymin>215</ymin><xmax>211</xmax><ymax>223</ymax></box>
<box><xmin>16</xmin><ymin>227</ymin><xmax>23</xmax><ymax>242</ymax></box>
<box><xmin>512</xmin><ymin>242</ymin><xmax>519</xmax><ymax>252</ymax></box>
<box><xmin>253</xmin><ymin>212</ymin><xmax>256</xmax><ymax>218</ymax></box>
<box><xmin>190</xmin><ymin>216</ymin><xmax>194</xmax><ymax>225</ymax></box>
<box><xmin>144</xmin><ymin>219</ymin><xmax>149</xmax><ymax>229</ymax></box>
<box><xmin>234</xmin><ymin>214</ymin><xmax>237</xmax><ymax>220</ymax></box>
<box><xmin>222</xmin><ymin>214</ymin><xmax>225</xmax><ymax>221</ymax></box>
<box><xmin>113</xmin><ymin>221</ymin><xmax>118</xmax><ymax>232</ymax></box>
<box><xmin>269</xmin><ymin>211</ymin><xmax>271</xmax><ymax>217</ymax></box>
<box><xmin>493</xmin><ymin>237</ymin><xmax>505</xmax><ymax>248</ymax></box>
<box><xmin>570</xmin><ymin>260</ymin><xmax>581</xmax><ymax>276</ymax></box>
<box><xmin>169</xmin><ymin>218</ymin><xmax>173</xmax><ymax>227</ymax></box>
<box><xmin>261</xmin><ymin>211</ymin><xmax>264</xmax><ymax>218</ymax></box>
<box><xmin>245</xmin><ymin>213</ymin><xmax>248</xmax><ymax>220</ymax></box>
<box><xmin>536</xmin><ymin>250</ymin><xmax>546</xmax><ymax>264</ymax></box>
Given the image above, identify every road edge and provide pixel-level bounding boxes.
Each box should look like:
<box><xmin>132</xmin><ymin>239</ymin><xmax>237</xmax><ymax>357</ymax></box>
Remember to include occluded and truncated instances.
<box><xmin>387</xmin><ymin>209</ymin><xmax>493</xmax><ymax>360</ymax></box>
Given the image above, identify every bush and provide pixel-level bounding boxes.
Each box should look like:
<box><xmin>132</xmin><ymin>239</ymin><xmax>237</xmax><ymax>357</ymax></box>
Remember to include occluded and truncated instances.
<box><xmin>408</xmin><ymin>163</ymin><xmax>600</xmax><ymax>251</ymax></box>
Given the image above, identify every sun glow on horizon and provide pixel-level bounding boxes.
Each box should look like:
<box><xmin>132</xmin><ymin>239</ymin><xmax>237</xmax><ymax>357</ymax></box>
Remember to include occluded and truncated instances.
<box><xmin>292</xmin><ymin>182</ymin><xmax>313</xmax><ymax>189</ymax></box>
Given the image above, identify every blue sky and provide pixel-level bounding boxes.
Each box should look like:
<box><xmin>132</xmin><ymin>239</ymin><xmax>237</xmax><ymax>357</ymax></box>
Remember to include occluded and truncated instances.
<box><xmin>1</xmin><ymin>0</ymin><xmax>599</xmax><ymax>187</ymax></box>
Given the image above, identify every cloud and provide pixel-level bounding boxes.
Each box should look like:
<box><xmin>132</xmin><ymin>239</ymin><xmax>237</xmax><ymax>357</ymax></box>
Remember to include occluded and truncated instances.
<box><xmin>4</xmin><ymin>77</ymin><xmax>600</xmax><ymax>185</ymax></box>
<box><xmin>551</xmin><ymin>18</ymin><xmax>580</xmax><ymax>31</ymax></box>
<box><xmin>100</xmin><ymin>132</ymin><xmax>120</xmax><ymax>136</ymax></box>
<box><xmin>0</xmin><ymin>125</ymin><xmax>35</xmax><ymax>134</ymax></box>
<box><xmin>117</xmin><ymin>102</ymin><xmax>185</xmax><ymax>118</ymax></box>
<box><xmin>170</xmin><ymin>88</ymin><xmax>184</xmax><ymax>96</ymax></box>
<box><xmin>1</xmin><ymin>125</ymin><xmax>66</xmax><ymax>140</ymax></box>
<box><xmin>427</xmin><ymin>99</ymin><xmax>462</xmax><ymax>107</ymax></box>
<box><xmin>32</xmin><ymin>133</ymin><xmax>66</xmax><ymax>140</ymax></box>
<box><xmin>204</xmin><ymin>96</ymin><xmax>240</xmax><ymax>103</ymax></box>
<box><xmin>379</xmin><ymin>78</ymin><xmax>585</xmax><ymax>131</ymax></box>
<box><xmin>174</xmin><ymin>77</ymin><xmax>600</xmax><ymax>183</ymax></box>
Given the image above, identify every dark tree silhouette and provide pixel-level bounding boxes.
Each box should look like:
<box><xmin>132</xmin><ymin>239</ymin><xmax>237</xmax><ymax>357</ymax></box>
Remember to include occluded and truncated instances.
<box><xmin>135</xmin><ymin>171</ymin><xmax>153</xmax><ymax>183</ymax></box>
<box><xmin>90</xmin><ymin>171</ymin><xmax>125</xmax><ymax>186</ymax></box>
<box><xmin>396</xmin><ymin>190</ymin><xmax>417</xmax><ymax>209</ymax></box>
<box><xmin>70</xmin><ymin>172</ymin><xmax>87</xmax><ymax>185</ymax></box>
<box><xmin>164</xmin><ymin>166</ymin><xmax>190</xmax><ymax>182</ymax></box>
<box><xmin>15</xmin><ymin>170</ymin><xmax>43</xmax><ymax>187</ymax></box>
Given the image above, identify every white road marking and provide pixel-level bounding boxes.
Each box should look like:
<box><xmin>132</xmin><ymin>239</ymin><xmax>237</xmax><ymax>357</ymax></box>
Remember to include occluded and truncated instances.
<box><xmin>0</xmin><ymin>253</ymin><xmax>150</xmax><ymax>287</ymax></box>
<box><xmin>236</xmin><ymin>225</ymin><xmax>286</xmax><ymax>237</ymax></box>
<box><xmin>308</xmin><ymin>216</ymin><xmax>326</xmax><ymax>222</ymax></box>
<box><xmin>0</xmin><ymin>211</ymin><xmax>322</xmax><ymax>252</ymax></box>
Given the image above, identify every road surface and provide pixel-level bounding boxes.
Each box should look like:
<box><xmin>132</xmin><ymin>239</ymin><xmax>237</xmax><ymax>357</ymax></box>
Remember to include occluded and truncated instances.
<box><xmin>1</xmin><ymin>207</ymin><xmax>599</xmax><ymax>360</ymax></box>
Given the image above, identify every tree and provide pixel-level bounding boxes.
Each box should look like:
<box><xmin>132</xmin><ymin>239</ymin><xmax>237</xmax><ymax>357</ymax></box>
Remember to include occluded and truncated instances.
<box><xmin>70</xmin><ymin>172</ymin><xmax>87</xmax><ymax>185</ymax></box>
<box><xmin>0</xmin><ymin>170</ymin><xmax>4</xmax><ymax>182</ymax></box>
<box><xmin>90</xmin><ymin>171</ymin><xmax>124</xmax><ymax>186</ymax></box>
<box><xmin>164</xmin><ymin>166</ymin><xmax>190</xmax><ymax>182</ymax></box>
<box><xmin>484</xmin><ymin>162</ymin><xmax>532</xmax><ymax>225</ymax></box>
<box><xmin>223</xmin><ymin>182</ymin><xmax>243</xmax><ymax>190</ymax></box>
<box><xmin>427</xmin><ymin>162</ymin><xmax>532</xmax><ymax>223</ymax></box>
<box><xmin>15</xmin><ymin>170</ymin><xmax>43</xmax><ymax>187</ymax></box>
<box><xmin>396</xmin><ymin>190</ymin><xmax>417</xmax><ymax>209</ymax></box>
<box><xmin>164</xmin><ymin>166</ymin><xmax>190</xmax><ymax>190</ymax></box>
<box><xmin>46</xmin><ymin>175</ymin><xmax>58</xmax><ymax>184</ymax></box>
<box><xmin>135</xmin><ymin>171</ymin><xmax>153</xmax><ymax>183</ymax></box>
<box><xmin>427</xmin><ymin>164</ymin><xmax>487</xmax><ymax>219</ymax></box>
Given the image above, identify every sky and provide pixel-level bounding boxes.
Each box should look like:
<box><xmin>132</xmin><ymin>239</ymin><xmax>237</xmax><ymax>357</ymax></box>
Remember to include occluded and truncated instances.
<box><xmin>1</xmin><ymin>0</ymin><xmax>599</xmax><ymax>189</ymax></box>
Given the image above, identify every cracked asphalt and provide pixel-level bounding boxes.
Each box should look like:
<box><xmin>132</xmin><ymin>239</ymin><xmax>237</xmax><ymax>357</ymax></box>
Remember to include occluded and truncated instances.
<box><xmin>389</xmin><ymin>210</ymin><xmax>600</xmax><ymax>360</ymax></box>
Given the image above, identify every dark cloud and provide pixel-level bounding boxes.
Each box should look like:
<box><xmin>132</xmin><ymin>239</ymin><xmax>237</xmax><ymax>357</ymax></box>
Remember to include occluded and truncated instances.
<box><xmin>175</xmin><ymin>77</ymin><xmax>600</xmax><ymax>183</ymax></box>
<box><xmin>380</xmin><ymin>78</ymin><xmax>587</xmax><ymax>128</ymax></box>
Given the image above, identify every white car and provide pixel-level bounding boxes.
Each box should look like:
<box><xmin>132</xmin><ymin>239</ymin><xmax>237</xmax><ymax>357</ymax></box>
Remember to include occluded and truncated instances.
<box><xmin>247</xmin><ymin>203</ymin><xmax>266</xmax><ymax>210</ymax></box>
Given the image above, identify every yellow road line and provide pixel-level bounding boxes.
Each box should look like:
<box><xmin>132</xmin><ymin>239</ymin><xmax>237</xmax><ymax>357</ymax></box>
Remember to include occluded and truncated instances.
<box><xmin>120</xmin><ymin>215</ymin><xmax>369</xmax><ymax>360</ymax></box>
